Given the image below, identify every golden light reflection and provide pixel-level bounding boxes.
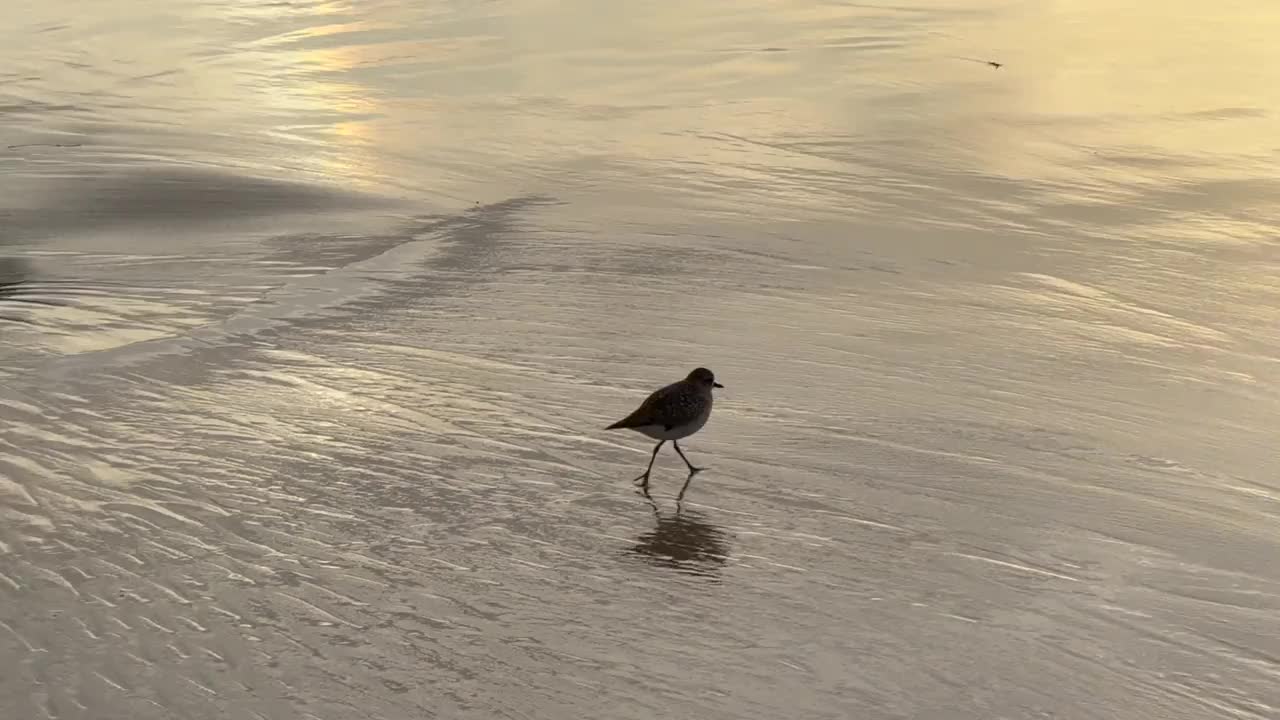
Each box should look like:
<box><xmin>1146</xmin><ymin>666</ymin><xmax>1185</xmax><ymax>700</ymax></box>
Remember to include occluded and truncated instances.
<box><xmin>235</xmin><ymin>8</ymin><xmax>505</xmax><ymax>190</ymax></box>
<box><xmin>926</xmin><ymin>0</ymin><xmax>1280</xmax><ymax>181</ymax></box>
<box><xmin>188</xmin><ymin>0</ymin><xmax>1280</xmax><ymax>226</ymax></box>
<box><xmin>231</xmin><ymin>18</ymin><xmax>389</xmax><ymax>188</ymax></box>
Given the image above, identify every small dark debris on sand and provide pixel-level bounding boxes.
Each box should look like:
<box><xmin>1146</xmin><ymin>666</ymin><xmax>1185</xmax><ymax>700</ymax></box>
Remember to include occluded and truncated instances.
<box><xmin>951</xmin><ymin>56</ymin><xmax>1002</xmax><ymax>69</ymax></box>
<box><xmin>7</xmin><ymin>142</ymin><xmax>83</xmax><ymax>150</ymax></box>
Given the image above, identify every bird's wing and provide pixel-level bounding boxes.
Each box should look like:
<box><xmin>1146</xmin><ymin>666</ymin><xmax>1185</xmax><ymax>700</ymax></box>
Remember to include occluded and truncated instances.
<box><xmin>609</xmin><ymin>381</ymin><xmax>694</xmax><ymax>429</ymax></box>
<box><xmin>641</xmin><ymin>382</ymin><xmax>704</xmax><ymax>428</ymax></box>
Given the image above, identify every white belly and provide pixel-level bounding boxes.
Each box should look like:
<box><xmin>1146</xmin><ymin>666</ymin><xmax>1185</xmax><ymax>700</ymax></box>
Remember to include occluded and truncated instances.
<box><xmin>634</xmin><ymin>401</ymin><xmax>712</xmax><ymax>441</ymax></box>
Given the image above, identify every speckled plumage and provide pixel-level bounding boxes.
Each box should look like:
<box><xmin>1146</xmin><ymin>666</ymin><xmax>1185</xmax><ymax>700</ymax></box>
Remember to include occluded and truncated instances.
<box><xmin>607</xmin><ymin>375</ymin><xmax>711</xmax><ymax>436</ymax></box>
<box><xmin>606</xmin><ymin>368</ymin><xmax>724</xmax><ymax>496</ymax></box>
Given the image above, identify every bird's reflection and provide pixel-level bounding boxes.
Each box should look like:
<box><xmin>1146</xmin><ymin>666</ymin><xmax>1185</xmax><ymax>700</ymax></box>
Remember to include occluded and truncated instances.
<box><xmin>629</xmin><ymin>501</ymin><xmax>730</xmax><ymax>579</ymax></box>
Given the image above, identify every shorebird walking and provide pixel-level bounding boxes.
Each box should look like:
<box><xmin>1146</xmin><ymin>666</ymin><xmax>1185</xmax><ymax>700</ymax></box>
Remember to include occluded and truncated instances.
<box><xmin>606</xmin><ymin>367</ymin><xmax>723</xmax><ymax>495</ymax></box>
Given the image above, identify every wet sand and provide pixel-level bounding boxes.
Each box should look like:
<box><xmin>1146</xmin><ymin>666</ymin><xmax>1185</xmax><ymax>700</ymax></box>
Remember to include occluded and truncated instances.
<box><xmin>2</xmin><ymin>1</ymin><xmax>1279</xmax><ymax>718</ymax></box>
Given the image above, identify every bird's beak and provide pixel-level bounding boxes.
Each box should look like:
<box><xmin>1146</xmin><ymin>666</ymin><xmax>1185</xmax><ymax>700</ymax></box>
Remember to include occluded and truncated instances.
<box><xmin>713</xmin><ymin>382</ymin><xmax>724</xmax><ymax>389</ymax></box>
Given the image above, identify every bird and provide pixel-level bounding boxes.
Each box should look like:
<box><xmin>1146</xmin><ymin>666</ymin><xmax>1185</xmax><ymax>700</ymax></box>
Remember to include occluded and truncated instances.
<box><xmin>605</xmin><ymin>367</ymin><xmax>724</xmax><ymax>494</ymax></box>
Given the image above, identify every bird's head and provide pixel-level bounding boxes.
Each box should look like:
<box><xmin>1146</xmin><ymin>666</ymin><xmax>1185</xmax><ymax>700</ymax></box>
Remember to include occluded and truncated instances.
<box><xmin>687</xmin><ymin>367</ymin><xmax>724</xmax><ymax>390</ymax></box>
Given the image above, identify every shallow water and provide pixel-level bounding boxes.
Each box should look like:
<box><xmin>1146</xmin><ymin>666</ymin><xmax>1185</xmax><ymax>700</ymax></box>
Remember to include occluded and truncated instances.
<box><xmin>3</xmin><ymin>1</ymin><xmax>1279</xmax><ymax>718</ymax></box>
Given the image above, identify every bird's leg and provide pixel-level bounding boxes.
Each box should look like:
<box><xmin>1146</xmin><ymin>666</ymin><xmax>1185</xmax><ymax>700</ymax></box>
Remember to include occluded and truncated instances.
<box><xmin>672</xmin><ymin>441</ymin><xmax>703</xmax><ymax>474</ymax></box>
<box><xmin>632</xmin><ymin>440</ymin><xmax>665</xmax><ymax>492</ymax></box>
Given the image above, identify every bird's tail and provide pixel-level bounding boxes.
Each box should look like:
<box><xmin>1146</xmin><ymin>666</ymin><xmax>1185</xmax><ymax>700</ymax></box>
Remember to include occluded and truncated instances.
<box><xmin>606</xmin><ymin>414</ymin><xmax>645</xmax><ymax>430</ymax></box>
<box><xmin>606</xmin><ymin>407</ymin><xmax>650</xmax><ymax>430</ymax></box>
